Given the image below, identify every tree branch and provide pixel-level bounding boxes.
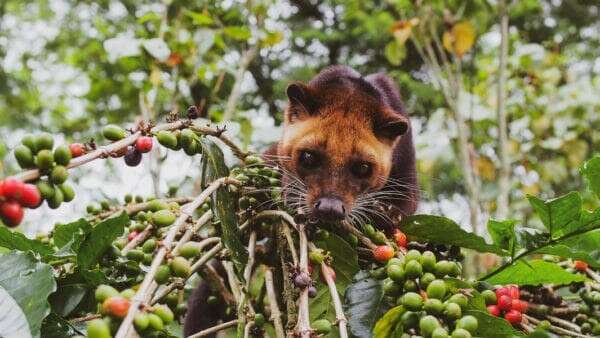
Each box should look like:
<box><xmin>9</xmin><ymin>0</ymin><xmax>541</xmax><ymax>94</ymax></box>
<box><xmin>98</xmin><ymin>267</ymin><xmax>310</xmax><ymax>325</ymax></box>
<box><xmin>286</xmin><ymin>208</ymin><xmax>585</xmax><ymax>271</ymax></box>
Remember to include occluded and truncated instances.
<box><xmin>264</xmin><ymin>268</ymin><xmax>285</xmax><ymax>338</ymax></box>
<box><xmin>496</xmin><ymin>0</ymin><xmax>511</xmax><ymax>219</ymax></box>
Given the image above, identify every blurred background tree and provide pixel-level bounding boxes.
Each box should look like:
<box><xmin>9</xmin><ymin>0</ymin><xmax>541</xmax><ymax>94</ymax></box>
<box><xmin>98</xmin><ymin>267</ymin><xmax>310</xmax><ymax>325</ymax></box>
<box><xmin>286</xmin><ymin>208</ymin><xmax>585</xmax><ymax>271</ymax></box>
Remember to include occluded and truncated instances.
<box><xmin>0</xmin><ymin>0</ymin><xmax>599</xmax><ymax>240</ymax></box>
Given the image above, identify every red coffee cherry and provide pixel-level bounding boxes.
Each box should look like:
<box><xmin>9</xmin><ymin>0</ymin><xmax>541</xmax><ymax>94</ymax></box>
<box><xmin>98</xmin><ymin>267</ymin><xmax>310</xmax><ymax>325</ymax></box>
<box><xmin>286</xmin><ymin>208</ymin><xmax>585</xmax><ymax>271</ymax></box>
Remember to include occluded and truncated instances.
<box><xmin>1</xmin><ymin>201</ymin><xmax>24</xmax><ymax>227</ymax></box>
<box><xmin>497</xmin><ymin>295</ymin><xmax>513</xmax><ymax>311</ymax></box>
<box><xmin>2</xmin><ymin>178</ymin><xmax>24</xmax><ymax>200</ymax></box>
<box><xmin>373</xmin><ymin>245</ymin><xmax>395</xmax><ymax>262</ymax></box>
<box><xmin>69</xmin><ymin>143</ymin><xmax>85</xmax><ymax>157</ymax></box>
<box><xmin>135</xmin><ymin>136</ymin><xmax>153</xmax><ymax>153</ymax></box>
<box><xmin>504</xmin><ymin>309</ymin><xmax>523</xmax><ymax>324</ymax></box>
<box><xmin>574</xmin><ymin>260</ymin><xmax>589</xmax><ymax>272</ymax></box>
<box><xmin>18</xmin><ymin>184</ymin><xmax>42</xmax><ymax>208</ymax></box>
<box><xmin>393</xmin><ymin>230</ymin><xmax>407</xmax><ymax>248</ymax></box>
<box><xmin>487</xmin><ymin>305</ymin><xmax>500</xmax><ymax>317</ymax></box>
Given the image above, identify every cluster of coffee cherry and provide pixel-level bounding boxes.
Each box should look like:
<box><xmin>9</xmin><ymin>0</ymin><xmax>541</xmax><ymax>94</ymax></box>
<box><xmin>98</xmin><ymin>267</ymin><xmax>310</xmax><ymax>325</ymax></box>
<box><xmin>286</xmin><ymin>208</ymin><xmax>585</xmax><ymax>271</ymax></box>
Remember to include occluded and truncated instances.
<box><xmin>483</xmin><ymin>285</ymin><xmax>527</xmax><ymax>324</ymax></box>
<box><xmin>1</xmin><ymin>134</ymin><xmax>86</xmax><ymax>227</ymax></box>
<box><xmin>101</xmin><ymin>125</ymin><xmax>153</xmax><ymax>166</ymax></box>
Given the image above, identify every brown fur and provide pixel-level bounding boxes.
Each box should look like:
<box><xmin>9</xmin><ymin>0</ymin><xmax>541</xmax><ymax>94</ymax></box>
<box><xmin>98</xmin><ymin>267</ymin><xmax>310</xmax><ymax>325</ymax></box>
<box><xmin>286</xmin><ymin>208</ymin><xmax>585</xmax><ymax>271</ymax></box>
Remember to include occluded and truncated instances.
<box><xmin>275</xmin><ymin>65</ymin><xmax>418</xmax><ymax>228</ymax></box>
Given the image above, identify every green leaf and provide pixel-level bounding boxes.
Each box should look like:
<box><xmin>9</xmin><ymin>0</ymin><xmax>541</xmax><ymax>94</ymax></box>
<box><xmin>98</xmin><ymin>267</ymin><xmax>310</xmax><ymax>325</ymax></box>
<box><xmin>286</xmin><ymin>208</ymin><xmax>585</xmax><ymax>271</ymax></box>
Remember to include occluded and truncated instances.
<box><xmin>487</xmin><ymin>219</ymin><xmax>517</xmax><ymax>252</ymax></box>
<box><xmin>184</xmin><ymin>10</ymin><xmax>214</xmax><ymax>25</ymax></box>
<box><xmin>581</xmin><ymin>155</ymin><xmax>600</xmax><ymax>198</ymax></box>
<box><xmin>400</xmin><ymin>215</ymin><xmax>506</xmax><ymax>255</ymax></box>
<box><xmin>535</xmin><ymin>229</ymin><xmax>600</xmax><ymax>268</ymax></box>
<box><xmin>484</xmin><ymin>259</ymin><xmax>586</xmax><ymax>286</ymax></box>
<box><xmin>465</xmin><ymin>310</ymin><xmax>524</xmax><ymax>338</ymax></box>
<box><xmin>199</xmin><ymin>138</ymin><xmax>247</xmax><ymax>274</ymax></box>
<box><xmin>40</xmin><ymin>313</ymin><xmax>83</xmax><ymax>338</ymax></box>
<box><xmin>49</xmin><ymin>284</ymin><xmax>88</xmax><ymax>317</ymax></box>
<box><xmin>0</xmin><ymin>251</ymin><xmax>56</xmax><ymax>338</ymax></box>
<box><xmin>373</xmin><ymin>306</ymin><xmax>405</xmax><ymax>338</ymax></box>
<box><xmin>344</xmin><ymin>271</ymin><xmax>386</xmax><ymax>338</ymax></box>
<box><xmin>527</xmin><ymin>192</ymin><xmax>582</xmax><ymax>236</ymax></box>
<box><xmin>0</xmin><ymin>286</ymin><xmax>32</xmax><ymax>338</ymax></box>
<box><xmin>53</xmin><ymin>218</ymin><xmax>92</xmax><ymax>249</ymax></box>
<box><xmin>314</xmin><ymin>232</ymin><xmax>359</xmax><ymax>292</ymax></box>
<box><xmin>77</xmin><ymin>212</ymin><xmax>128</xmax><ymax>269</ymax></box>
<box><xmin>309</xmin><ymin>282</ymin><xmax>331</xmax><ymax>322</ymax></box>
<box><xmin>223</xmin><ymin>26</ymin><xmax>251</xmax><ymax>40</ymax></box>
<box><xmin>384</xmin><ymin>40</ymin><xmax>406</xmax><ymax>66</ymax></box>
<box><xmin>0</xmin><ymin>227</ymin><xmax>53</xmax><ymax>256</ymax></box>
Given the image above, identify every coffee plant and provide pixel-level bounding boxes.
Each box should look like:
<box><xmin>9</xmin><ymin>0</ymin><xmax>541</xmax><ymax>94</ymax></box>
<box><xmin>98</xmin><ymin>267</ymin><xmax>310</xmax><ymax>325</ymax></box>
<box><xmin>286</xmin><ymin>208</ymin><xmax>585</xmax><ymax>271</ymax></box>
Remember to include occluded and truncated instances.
<box><xmin>0</xmin><ymin>111</ymin><xmax>600</xmax><ymax>338</ymax></box>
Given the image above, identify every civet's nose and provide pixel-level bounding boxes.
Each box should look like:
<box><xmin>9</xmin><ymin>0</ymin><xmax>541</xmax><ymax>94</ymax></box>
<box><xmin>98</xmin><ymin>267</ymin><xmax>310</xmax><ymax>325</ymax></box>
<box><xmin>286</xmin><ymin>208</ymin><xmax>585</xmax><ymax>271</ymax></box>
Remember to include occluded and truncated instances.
<box><xmin>313</xmin><ymin>196</ymin><xmax>346</xmax><ymax>221</ymax></box>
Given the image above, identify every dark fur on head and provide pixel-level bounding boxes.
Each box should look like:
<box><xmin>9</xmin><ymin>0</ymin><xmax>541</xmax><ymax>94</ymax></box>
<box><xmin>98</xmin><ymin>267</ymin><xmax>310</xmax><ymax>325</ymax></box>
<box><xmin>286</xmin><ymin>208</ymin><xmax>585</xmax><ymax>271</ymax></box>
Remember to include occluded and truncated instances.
<box><xmin>277</xmin><ymin>65</ymin><xmax>418</xmax><ymax>227</ymax></box>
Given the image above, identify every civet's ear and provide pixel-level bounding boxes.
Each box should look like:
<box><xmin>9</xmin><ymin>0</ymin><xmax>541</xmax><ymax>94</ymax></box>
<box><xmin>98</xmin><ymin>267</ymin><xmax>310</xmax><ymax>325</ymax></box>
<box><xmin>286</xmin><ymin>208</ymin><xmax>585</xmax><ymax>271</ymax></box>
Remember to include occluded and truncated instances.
<box><xmin>375</xmin><ymin>110</ymin><xmax>409</xmax><ymax>141</ymax></box>
<box><xmin>285</xmin><ymin>82</ymin><xmax>317</xmax><ymax>122</ymax></box>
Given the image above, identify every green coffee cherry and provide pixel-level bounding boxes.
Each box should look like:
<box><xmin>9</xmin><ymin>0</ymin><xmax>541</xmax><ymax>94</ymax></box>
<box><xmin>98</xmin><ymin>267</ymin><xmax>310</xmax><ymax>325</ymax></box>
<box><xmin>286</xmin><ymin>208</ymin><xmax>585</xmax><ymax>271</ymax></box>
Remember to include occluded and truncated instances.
<box><xmin>54</xmin><ymin>145</ymin><xmax>72</xmax><ymax>166</ymax></box>
<box><xmin>14</xmin><ymin>145</ymin><xmax>34</xmax><ymax>168</ymax></box>
<box><xmin>426</xmin><ymin>279</ymin><xmax>447</xmax><ymax>300</ymax></box>
<box><xmin>421</xmin><ymin>251</ymin><xmax>437</xmax><ymax>271</ymax></box>
<box><xmin>179</xmin><ymin>242</ymin><xmax>202</xmax><ymax>258</ymax></box>
<box><xmin>87</xmin><ymin>319</ymin><xmax>111</xmax><ymax>338</ymax></box>
<box><xmin>419</xmin><ymin>315</ymin><xmax>441</xmax><ymax>337</ymax></box>
<box><xmin>424</xmin><ymin>298</ymin><xmax>445</xmax><ymax>315</ymax></box>
<box><xmin>448</xmin><ymin>294</ymin><xmax>469</xmax><ymax>309</ymax></box>
<box><xmin>142</xmin><ymin>239</ymin><xmax>157</xmax><ymax>253</ymax></box>
<box><xmin>405</xmin><ymin>260</ymin><xmax>423</xmax><ymax>279</ymax></box>
<box><xmin>405</xmin><ymin>249</ymin><xmax>422</xmax><ymax>262</ymax></box>
<box><xmin>420</xmin><ymin>272</ymin><xmax>436</xmax><ymax>289</ymax></box>
<box><xmin>103</xmin><ymin>124</ymin><xmax>126</xmax><ymax>141</ymax></box>
<box><xmin>35</xmin><ymin>149</ymin><xmax>54</xmax><ymax>170</ymax></box>
<box><xmin>179</xmin><ymin>129</ymin><xmax>195</xmax><ymax>149</ymax></box>
<box><xmin>401</xmin><ymin>292</ymin><xmax>423</xmax><ymax>311</ymax></box>
<box><xmin>134</xmin><ymin>312</ymin><xmax>150</xmax><ymax>331</ymax></box>
<box><xmin>383</xmin><ymin>278</ymin><xmax>401</xmax><ymax>297</ymax></box>
<box><xmin>451</xmin><ymin>328</ymin><xmax>472</xmax><ymax>338</ymax></box>
<box><xmin>403</xmin><ymin>279</ymin><xmax>418</xmax><ymax>292</ymax></box>
<box><xmin>456</xmin><ymin>315</ymin><xmax>478</xmax><ymax>333</ymax></box>
<box><xmin>120</xmin><ymin>289</ymin><xmax>136</xmax><ymax>300</ymax></box>
<box><xmin>432</xmin><ymin>327</ymin><xmax>449</xmax><ymax>338</ymax></box>
<box><xmin>152</xmin><ymin>209</ymin><xmax>176</xmax><ymax>227</ymax></box>
<box><xmin>400</xmin><ymin>311</ymin><xmax>419</xmax><ymax>329</ymax></box>
<box><xmin>170</xmin><ymin>256</ymin><xmax>191</xmax><ymax>278</ymax></box>
<box><xmin>434</xmin><ymin>260</ymin><xmax>455</xmax><ymax>277</ymax></box>
<box><xmin>153</xmin><ymin>304</ymin><xmax>174</xmax><ymax>324</ymax></box>
<box><xmin>156</xmin><ymin>131</ymin><xmax>178</xmax><ymax>149</ymax></box>
<box><xmin>21</xmin><ymin>135</ymin><xmax>37</xmax><ymax>153</ymax></box>
<box><xmin>481</xmin><ymin>290</ymin><xmax>497</xmax><ymax>305</ymax></box>
<box><xmin>47</xmin><ymin>188</ymin><xmax>64</xmax><ymax>209</ymax></box>
<box><xmin>95</xmin><ymin>284</ymin><xmax>120</xmax><ymax>302</ymax></box>
<box><xmin>312</xmin><ymin>319</ymin><xmax>332</xmax><ymax>334</ymax></box>
<box><xmin>50</xmin><ymin>165</ymin><xmax>69</xmax><ymax>184</ymax></box>
<box><xmin>309</xmin><ymin>249</ymin><xmax>325</xmax><ymax>265</ymax></box>
<box><xmin>147</xmin><ymin>313</ymin><xmax>164</xmax><ymax>331</ymax></box>
<box><xmin>37</xmin><ymin>180</ymin><xmax>55</xmax><ymax>200</ymax></box>
<box><xmin>254</xmin><ymin>313</ymin><xmax>266</xmax><ymax>327</ymax></box>
<box><xmin>386</xmin><ymin>264</ymin><xmax>405</xmax><ymax>283</ymax></box>
<box><xmin>386</xmin><ymin>257</ymin><xmax>404</xmax><ymax>267</ymax></box>
<box><xmin>59</xmin><ymin>184</ymin><xmax>75</xmax><ymax>202</ymax></box>
<box><xmin>36</xmin><ymin>133</ymin><xmax>54</xmax><ymax>150</ymax></box>
<box><xmin>126</xmin><ymin>249</ymin><xmax>144</xmax><ymax>262</ymax></box>
<box><xmin>444</xmin><ymin>302</ymin><xmax>462</xmax><ymax>320</ymax></box>
<box><xmin>154</xmin><ymin>265</ymin><xmax>171</xmax><ymax>284</ymax></box>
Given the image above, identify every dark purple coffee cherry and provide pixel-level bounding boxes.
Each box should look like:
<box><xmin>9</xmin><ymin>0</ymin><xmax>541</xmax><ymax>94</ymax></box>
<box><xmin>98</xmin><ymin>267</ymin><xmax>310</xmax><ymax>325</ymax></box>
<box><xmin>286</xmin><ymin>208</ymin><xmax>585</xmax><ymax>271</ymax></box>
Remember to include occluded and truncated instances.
<box><xmin>308</xmin><ymin>286</ymin><xmax>317</xmax><ymax>298</ymax></box>
<box><xmin>124</xmin><ymin>147</ymin><xmax>142</xmax><ymax>166</ymax></box>
<box><xmin>293</xmin><ymin>272</ymin><xmax>311</xmax><ymax>289</ymax></box>
<box><xmin>186</xmin><ymin>105</ymin><xmax>199</xmax><ymax>119</ymax></box>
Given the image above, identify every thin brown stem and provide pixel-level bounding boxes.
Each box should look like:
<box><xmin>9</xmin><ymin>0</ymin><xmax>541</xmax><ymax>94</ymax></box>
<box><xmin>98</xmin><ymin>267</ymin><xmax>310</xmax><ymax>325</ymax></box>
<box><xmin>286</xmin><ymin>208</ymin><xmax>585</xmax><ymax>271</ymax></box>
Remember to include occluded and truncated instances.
<box><xmin>295</xmin><ymin>223</ymin><xmax>311</xmax><ymax>338</ymax></box>
<box><xmin>309</xmin><ymin>243</ymin><xmax>348</xmax><ymax>338</ymax></box>
<box><xmin>264</xmin><ymin>268</ymin><xmax>285</xmax><ymax>338</ymax></box>
<box><xmin>187</xmin><ymin>320</ymin><xmax>239</xmax><ymax>338</ymax></box>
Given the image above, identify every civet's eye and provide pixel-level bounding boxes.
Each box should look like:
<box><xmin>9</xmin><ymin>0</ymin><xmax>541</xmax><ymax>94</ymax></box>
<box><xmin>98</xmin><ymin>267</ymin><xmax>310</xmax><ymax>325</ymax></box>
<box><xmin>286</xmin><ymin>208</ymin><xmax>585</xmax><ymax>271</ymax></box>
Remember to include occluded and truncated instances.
<box><xmin>298</xmin><ymin>151</ymin><xmax>320</xmax><ymax>169</ymax></box>
<box><xmin>351</xmin><ymin>161</ymin><xmax>372</xmax><ymax>178</ymax></box>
